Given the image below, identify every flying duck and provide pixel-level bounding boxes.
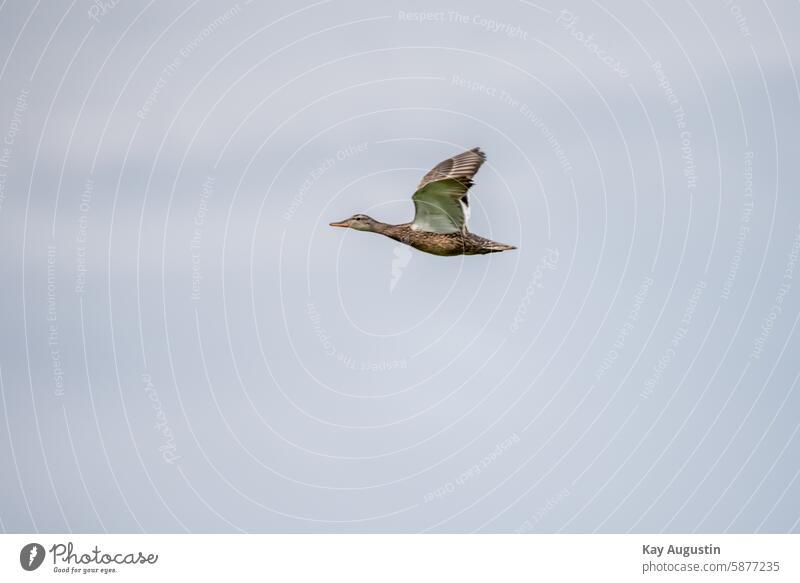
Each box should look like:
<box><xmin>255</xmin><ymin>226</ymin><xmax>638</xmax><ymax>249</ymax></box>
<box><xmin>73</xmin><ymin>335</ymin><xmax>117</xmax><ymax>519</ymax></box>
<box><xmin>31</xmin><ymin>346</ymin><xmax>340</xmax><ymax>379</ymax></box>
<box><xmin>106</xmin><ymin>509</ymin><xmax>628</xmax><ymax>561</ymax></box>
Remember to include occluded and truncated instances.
<box><xmin>329</xmin><ymin>147</ymin><xmax>516</xmax><ymax>256</ymax></box>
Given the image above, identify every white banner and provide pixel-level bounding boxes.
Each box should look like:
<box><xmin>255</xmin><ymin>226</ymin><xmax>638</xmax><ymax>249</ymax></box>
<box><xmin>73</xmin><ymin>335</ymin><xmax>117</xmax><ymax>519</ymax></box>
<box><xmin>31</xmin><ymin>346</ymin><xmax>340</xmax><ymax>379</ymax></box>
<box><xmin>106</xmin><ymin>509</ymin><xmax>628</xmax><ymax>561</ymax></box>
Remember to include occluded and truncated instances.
<box><xmin>1</xmin><ymin>534</ymin><xmax>797</xmax><ymax>582</ymax></box>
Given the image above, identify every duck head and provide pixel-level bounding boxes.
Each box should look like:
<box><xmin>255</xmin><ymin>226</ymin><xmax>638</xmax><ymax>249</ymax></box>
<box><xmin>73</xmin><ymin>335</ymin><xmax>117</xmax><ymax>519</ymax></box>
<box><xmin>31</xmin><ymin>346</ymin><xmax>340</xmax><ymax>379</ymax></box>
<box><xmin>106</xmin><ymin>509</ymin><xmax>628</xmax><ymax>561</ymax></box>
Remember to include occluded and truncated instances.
<box><xmin>329</xmin><ymin>214</ymin><xmax>381</xmax><ymax>232</ymax></box>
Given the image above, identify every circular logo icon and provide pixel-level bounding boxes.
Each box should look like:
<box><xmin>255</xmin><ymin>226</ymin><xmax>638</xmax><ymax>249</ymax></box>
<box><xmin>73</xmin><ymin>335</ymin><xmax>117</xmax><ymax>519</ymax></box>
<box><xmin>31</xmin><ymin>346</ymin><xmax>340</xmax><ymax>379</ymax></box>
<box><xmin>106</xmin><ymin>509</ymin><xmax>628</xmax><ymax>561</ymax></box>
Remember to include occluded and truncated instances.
<box><xmin>20</xmin><ymin>543</ymin><xmax>45</xmax><ymax>571</ymax></box>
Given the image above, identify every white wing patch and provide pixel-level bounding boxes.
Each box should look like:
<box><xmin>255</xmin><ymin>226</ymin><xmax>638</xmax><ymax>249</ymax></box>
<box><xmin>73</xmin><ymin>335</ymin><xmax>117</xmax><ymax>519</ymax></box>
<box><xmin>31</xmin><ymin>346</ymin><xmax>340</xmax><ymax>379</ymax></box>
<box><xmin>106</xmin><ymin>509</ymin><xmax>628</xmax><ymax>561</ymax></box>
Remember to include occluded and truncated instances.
<box><xmin>460</xmin><ymin>198</ymin><xmax>470</xmax><ymax>223</ymax></box>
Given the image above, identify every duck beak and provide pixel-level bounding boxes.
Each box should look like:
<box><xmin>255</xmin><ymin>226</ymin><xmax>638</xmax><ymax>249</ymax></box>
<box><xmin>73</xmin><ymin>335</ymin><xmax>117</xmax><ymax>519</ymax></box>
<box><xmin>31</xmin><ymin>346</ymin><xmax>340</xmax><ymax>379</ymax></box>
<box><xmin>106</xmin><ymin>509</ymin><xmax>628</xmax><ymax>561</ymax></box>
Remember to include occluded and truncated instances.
<box><xmin>329</xmin><ymin>220</ymin><xmax>349</xmax><ymax>228</ymax></box>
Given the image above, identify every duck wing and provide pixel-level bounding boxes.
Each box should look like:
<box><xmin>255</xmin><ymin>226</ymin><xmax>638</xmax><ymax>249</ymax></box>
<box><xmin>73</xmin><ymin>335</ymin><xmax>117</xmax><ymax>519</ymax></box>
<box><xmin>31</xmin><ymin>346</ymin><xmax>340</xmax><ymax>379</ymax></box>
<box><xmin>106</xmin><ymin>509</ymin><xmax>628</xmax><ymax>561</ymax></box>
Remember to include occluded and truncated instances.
<box><xmin>411</xmin><ymin>147</ymin><xmax>486</xmax><ymax>234</ymax></box>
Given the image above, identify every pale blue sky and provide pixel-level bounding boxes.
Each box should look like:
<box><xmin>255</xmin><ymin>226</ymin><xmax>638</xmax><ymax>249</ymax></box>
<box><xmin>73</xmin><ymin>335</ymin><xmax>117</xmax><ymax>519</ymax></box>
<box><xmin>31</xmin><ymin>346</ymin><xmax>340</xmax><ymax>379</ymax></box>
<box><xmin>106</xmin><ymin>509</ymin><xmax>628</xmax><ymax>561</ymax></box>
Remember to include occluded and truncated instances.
<box><xmin>1</xmin><ymin>0</ymin><xmax>799</xmax><ymax>532</ymax></box>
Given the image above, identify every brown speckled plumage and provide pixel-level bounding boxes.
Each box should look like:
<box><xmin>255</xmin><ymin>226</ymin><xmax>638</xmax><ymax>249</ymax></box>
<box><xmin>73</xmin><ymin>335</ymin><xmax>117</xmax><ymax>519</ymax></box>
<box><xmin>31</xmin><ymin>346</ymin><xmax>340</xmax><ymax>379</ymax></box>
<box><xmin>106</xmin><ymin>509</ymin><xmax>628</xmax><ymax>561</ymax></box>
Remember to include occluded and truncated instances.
<box><xmin>379</xmin><ymin>223</ymin><xmax>516</xmax><ymax>256</ymax></box>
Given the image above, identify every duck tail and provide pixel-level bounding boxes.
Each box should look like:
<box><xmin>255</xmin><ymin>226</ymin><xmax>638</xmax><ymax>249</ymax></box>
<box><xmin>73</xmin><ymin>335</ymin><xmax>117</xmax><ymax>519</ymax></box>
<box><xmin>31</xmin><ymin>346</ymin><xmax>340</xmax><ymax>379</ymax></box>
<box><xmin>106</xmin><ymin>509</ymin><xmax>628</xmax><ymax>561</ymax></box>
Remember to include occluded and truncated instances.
<box><xmin>479</xmin><ymin>241</ymin><xmax>517</xmax><ymax>254</ymax></box>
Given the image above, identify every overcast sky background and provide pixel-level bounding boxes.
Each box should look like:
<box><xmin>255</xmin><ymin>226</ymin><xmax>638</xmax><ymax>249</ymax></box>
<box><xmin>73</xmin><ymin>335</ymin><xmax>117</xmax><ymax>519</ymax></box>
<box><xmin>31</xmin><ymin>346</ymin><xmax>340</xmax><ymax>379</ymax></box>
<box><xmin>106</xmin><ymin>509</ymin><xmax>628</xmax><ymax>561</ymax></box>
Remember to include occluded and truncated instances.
<box><xmin>1</xmin><ymin>0</ymin><xmax>799</xmax><ymax>533</ymax></box>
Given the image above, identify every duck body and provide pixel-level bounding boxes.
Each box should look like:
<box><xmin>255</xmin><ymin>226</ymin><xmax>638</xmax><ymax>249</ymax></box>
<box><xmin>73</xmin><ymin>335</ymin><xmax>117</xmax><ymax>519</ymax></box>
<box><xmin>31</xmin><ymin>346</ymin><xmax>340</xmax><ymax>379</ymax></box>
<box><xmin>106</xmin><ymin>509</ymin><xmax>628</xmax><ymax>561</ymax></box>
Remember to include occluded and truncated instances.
<box><xmin>330</xmin><ymin>147</ymin><xmax>517</xmax><ymax>257</ymax></box>
<box><xmin>379</xmin><ymin>223</ymin><xmax>516</xmax><ymax>256</ymax></box>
